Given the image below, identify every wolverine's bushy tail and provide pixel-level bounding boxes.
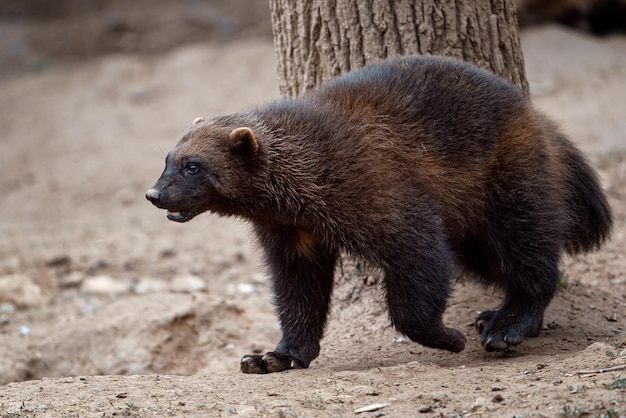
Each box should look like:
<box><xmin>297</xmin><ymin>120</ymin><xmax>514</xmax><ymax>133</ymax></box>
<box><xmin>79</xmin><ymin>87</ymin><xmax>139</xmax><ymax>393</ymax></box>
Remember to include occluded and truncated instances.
<box><xmin>560</xmin><ymin>140</ymin><xmax>613</xmax><ymax>255</ymax></box>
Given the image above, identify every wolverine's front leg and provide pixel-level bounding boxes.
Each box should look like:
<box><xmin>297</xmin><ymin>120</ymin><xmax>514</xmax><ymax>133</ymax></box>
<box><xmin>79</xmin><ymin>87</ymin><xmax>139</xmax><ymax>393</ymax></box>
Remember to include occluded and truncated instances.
<box><xmin>240</xmin><ymin>225</ymin><xmax>337</xmax><ymax>374</ymax></box>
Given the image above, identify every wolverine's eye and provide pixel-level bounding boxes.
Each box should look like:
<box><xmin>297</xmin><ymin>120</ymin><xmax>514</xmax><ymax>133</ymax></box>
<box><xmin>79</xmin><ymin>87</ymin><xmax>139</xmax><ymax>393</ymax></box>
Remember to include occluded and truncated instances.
<box><xmin>184</xmin><ymin>163</ymin><xmax>200</xmax><ymax>175</ymax></box>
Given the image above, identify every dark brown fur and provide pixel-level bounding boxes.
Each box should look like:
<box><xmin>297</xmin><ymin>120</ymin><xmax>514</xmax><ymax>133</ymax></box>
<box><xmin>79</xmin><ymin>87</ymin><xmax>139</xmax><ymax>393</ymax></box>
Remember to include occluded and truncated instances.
<box><xmin>146</xmin><ymin>55</ymin><xmax>612</xmax><ymax>374</ymax></box>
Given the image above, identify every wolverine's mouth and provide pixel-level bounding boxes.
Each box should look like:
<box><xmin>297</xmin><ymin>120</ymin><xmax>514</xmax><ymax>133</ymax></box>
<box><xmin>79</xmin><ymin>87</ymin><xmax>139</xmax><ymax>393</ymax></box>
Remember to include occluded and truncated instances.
<box><xmin>166</xmin><ymin>210</ymin><xmax>195</xmax><ymax>223</ymax></box>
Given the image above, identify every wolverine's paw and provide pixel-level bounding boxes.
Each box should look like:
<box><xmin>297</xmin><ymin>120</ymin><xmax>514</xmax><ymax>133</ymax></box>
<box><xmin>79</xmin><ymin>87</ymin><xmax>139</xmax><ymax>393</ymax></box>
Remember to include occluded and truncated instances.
<box><xmin>409</xmin><ymin>327</ymin><xmax>466</xmax><ymax>353</ymax></box>
<box><xmin>475</xmin><ymin>309</ymin><xmax>543</xmax><ymax>352</ymax></box>
<box><xmin>474</xmin><ymin>310</ymin><xmax>496</xmax><ymax>334</ymax></box>
<box><xmin>438</xmin><ymin>327</ymin><xmax>467</xmax><ymax>353</ymax></box>
<box><xmin>240</xmin><ymin>352</ymin><xmax>306</xmax><ymax>374</ymax></box>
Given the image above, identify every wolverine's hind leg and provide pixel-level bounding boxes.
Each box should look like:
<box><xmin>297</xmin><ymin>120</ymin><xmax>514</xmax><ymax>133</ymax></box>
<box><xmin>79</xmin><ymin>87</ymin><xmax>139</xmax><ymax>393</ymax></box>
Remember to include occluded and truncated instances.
<box><xmin>376</xmin><ymin>217</ymin><xmax>466</xmax><ymax>353</ymax></box>
<box><xmin>474</xmin><ymin>209</ymin><xmax>563</xmax><ymax>352</ymax></box>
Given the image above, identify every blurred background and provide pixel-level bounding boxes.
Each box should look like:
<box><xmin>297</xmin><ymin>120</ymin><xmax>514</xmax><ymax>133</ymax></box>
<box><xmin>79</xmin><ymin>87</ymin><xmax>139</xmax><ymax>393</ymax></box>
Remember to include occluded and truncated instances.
<box><xmin>0</xmin><ymin>0</ymin><xmax>273</xmax><ymax>79</ymax></box>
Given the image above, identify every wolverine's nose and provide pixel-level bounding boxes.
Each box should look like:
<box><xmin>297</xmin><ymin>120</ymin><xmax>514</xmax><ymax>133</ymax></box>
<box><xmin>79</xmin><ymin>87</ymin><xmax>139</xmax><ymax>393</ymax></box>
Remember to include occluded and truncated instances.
<box><xmin>145</xmin><ymin>188</ymin><xmax>161</xmax><ymax>203</ymax></box>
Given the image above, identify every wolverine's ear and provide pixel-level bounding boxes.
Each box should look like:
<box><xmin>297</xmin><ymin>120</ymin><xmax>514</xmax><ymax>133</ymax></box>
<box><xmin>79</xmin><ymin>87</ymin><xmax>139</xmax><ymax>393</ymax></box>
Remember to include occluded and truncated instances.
<box><xmin>229</xmin><ymin>127</ymin><xmax>260</xmax><ymax>154</ymax></box>
<box><xmin>192</xmin><ymin>117</ymin><xmax>205</xmax><ymax>125</ymax></box>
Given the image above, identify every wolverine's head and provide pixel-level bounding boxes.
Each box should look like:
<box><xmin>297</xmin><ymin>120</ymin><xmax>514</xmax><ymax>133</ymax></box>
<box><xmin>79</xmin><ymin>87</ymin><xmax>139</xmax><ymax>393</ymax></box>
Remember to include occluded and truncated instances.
<box><xmin>146</xmin><ymin>116</ymin><xmax>265</xmax><ymax>222</ymax></box>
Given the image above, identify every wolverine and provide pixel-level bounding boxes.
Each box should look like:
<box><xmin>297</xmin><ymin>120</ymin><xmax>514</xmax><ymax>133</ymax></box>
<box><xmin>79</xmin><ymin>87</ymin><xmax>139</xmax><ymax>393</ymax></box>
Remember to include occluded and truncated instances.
<box><xmin>146</xmin><ymin>55</ymin><xmax>612</xmax><ymax>374</ymax></box>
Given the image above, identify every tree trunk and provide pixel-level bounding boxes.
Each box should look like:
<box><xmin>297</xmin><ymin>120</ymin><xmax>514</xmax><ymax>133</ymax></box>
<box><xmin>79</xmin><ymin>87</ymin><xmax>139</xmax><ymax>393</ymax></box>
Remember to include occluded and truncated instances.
<box><xmin>270</xmin><ymin>0</ymin><xmax>529</xmax><ymax>98</ymax></box>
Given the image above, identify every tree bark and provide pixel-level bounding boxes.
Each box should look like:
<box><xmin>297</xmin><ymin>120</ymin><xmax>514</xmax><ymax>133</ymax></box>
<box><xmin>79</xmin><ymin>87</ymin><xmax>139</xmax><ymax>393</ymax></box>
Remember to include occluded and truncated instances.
<box><xmin>270</xmin><ymin>0</ymin><xmax>529</xmax><ymax>98</ymax></box>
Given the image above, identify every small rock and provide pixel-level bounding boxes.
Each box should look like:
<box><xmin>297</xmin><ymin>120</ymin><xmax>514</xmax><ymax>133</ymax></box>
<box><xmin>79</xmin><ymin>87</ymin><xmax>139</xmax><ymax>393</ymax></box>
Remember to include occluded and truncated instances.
<box><xmin>159</xmin><ymin>248</ymin><xmax>176</xmax><ymax>258</ymax></box>
<box><xmin>46</xmin><ymin>254</ymin><xmax>71</xmax><ymax>268</ymax></box>
<box><xmin>1</xmin><ymin>303</ymin><xmax>15</xmax><ymax>313</ymax></box>
<box><xmin>134</xmin><ymin>278</ymin><xmax>169</xmax><ymax>294</ymax></box>
<box><xmin>365</xmin><ymin>275</ymin><xmax>379</xmax><ymax>286</ymax></box>
<box><xmin>170</xmin><ymin>274</ymin><xmax>207</xmax><ymax>293</ymax></box>
<box><xmin>492</xmin><ymin>394</ymin><xmax>504</xmax><ymax>403</ymax></box>
<box><xmin>236</xmin><ymin>283</ymin><xmax>257</xmax><ymax>294</ymax></box>
<box><xmin>59</xmin><ymin>272</ymin><xmax>84</xmax><ymax>288</ymax></box>
<box><xmin>227</xmin><ymin>283</ymin><xmax>257</xmax><ymax>295</ymax></box>
<box><xmin>474</xmin><ymin>397</ymin><xmax>487</xmax><ymax>407</ymax></box>
<box><xmin>81</xmin><ymin>275</ymin><xmax>131</xmax><ymax>295</ymax></box>
<box><xmin>418</xmin><ymin>403</ymin><xmax>439</xmax><ymax>413</ymax></box>
<box><xmin>354</xmin><ymin>403</ymin><xmax>388</xmax><ymax>413</ymax></box>
<box><xmin>0</xmin><ymin>274</ymin><xmax>43</xmax><ymax>308</ymax></box>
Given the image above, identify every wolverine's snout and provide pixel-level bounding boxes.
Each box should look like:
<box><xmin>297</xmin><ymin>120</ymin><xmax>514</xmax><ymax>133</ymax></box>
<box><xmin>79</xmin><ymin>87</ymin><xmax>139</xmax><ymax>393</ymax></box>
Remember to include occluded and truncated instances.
<box><xmin>145</xmin><ymin>188</ymin><xmax>161</xmax><ymax>204</ymax></box>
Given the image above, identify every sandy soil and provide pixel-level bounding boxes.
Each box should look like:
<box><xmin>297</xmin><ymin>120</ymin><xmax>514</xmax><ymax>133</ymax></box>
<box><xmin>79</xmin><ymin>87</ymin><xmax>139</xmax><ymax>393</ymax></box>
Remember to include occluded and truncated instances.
<box><xmin>0</xmin><ymin>11</ymin><xmax>625</xmax><ymax>418</ymax></box>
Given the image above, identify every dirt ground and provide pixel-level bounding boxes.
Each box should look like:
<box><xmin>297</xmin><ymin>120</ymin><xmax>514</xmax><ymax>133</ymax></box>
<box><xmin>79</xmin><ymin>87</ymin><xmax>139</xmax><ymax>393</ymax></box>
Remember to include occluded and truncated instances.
<box><xmin>0</xmin><ymin>3</ymin><xmax>625</xmax><ymax>417</ymax></box>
